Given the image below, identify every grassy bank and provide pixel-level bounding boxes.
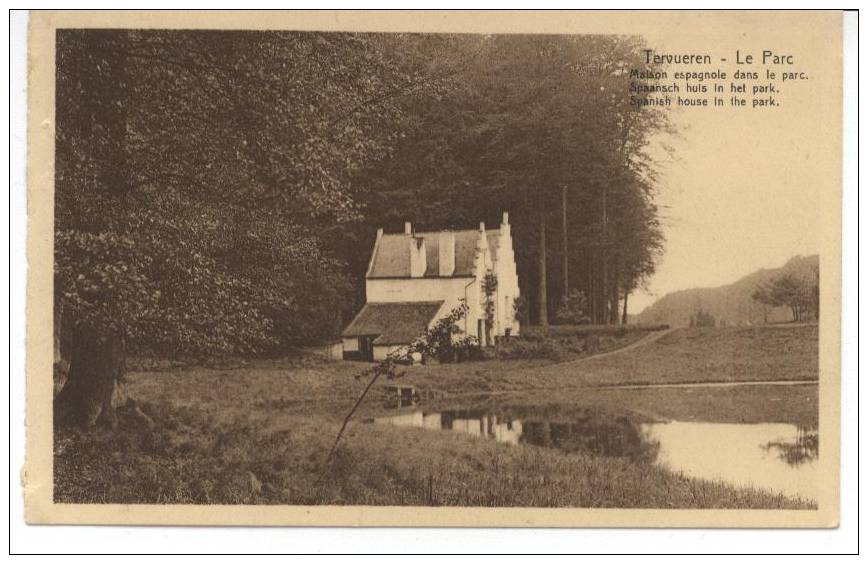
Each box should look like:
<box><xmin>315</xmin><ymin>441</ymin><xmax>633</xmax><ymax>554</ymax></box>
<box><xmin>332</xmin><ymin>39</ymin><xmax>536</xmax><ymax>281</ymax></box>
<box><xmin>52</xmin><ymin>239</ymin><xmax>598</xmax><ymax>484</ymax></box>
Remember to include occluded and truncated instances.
<box><xmin>448</xmin><ymin>384</ymin><xmax>818</xmax><ymax>428</ymax></box>
<box><xmin>54</xmin><ymin>324</ymin><xmax>819</xmax><ymax>508</ymax></box>
<box><xmin>55</xmin><ymin>400</ymin><xmax>813</xmax><ymax>508</ymax></box>
<box><xmin>397</xmin><ymin>324</ymin><xmax>819</xmax><ymax>396</ymax></box>
<box><xmin>541</xmin><ymin>324</ymin><xmax>819</xmax><ymax>385</ymax></box>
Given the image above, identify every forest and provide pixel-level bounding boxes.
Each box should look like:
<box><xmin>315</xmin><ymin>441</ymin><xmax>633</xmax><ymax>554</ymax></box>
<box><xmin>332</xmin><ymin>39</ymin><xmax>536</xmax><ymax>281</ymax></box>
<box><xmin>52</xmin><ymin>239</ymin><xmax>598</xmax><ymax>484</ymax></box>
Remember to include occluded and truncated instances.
<box><xmin>55</xmin><ymin>30</ymin><xmax>672</xmax><ymax>426</ymax></box>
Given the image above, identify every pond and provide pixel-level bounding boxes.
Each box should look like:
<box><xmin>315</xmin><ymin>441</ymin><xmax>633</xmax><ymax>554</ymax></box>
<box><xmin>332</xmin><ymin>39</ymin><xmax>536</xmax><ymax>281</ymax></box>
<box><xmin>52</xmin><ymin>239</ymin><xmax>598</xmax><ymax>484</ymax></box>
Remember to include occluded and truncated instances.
<box><xmin>371</xmin><ymin>405</ymin><xmax>818</xmax><ymax>502</ymax></box>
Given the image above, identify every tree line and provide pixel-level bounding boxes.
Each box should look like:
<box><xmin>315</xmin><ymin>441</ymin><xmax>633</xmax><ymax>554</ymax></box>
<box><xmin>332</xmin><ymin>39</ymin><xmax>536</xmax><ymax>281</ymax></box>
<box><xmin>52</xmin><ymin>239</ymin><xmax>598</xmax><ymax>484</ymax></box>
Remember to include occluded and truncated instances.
<box><xmin>54</xmin><ymin>31</ymin><xmax>671</xmax><ymax>426</ymax></box>
<box><xmin>752</xmin><ymin>268</ymin><xmax>820</xmax><ymax>323</ymax></box>
<box><xmin>354</xmin><ymin>35</ymin><xmax>670</xmax><ymax>327</ymax></box>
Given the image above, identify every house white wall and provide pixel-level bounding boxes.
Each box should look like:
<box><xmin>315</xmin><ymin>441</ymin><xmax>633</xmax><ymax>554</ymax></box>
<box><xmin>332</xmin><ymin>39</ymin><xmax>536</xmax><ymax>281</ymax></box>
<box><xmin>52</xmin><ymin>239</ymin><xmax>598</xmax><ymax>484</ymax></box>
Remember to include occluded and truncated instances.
<box><xmin>491</xmin><ymin>215</ymin><xmax>521</xmax><ymax>337</ymax></box>
<box><xmin>349</xmin><ymin>214</ymin><xmax>520</xmax><ymax>360</ymax></box>
<box><xmin>366</xmin><ymin>218</ymin><xmax>520</xmax><ymax>345</ymax></box>
<box><xmin>373</xmin><ymin>343</ymin><xmax>407</xmax><ymax>361</ymax></box>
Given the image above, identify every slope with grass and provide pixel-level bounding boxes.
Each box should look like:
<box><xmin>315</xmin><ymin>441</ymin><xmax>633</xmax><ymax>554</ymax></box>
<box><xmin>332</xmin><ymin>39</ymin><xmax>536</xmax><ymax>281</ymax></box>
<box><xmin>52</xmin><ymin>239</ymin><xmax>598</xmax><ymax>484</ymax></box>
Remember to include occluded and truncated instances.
<box><xmin>54</xmin><ymin>324</ymin><xmax>819</xmax><ymax>508</ymax></box>
<box><xmin>397</xmin><ymin>324</ymin><xmax>819</xmax><ymax>397</ymax></box>
<box><xmin>54</xmin><ymin>401</ymin><xmax>814</xmax><ymax>509</ymax></box>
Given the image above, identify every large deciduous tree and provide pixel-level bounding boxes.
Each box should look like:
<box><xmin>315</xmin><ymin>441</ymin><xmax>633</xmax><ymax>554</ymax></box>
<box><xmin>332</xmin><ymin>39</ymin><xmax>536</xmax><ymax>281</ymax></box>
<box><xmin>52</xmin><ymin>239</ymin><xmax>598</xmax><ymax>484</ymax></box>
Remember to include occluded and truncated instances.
<box><xmin>55</xmin><ymin>30</ymin><xmax>424</xmax><ymax>427</ymax></box>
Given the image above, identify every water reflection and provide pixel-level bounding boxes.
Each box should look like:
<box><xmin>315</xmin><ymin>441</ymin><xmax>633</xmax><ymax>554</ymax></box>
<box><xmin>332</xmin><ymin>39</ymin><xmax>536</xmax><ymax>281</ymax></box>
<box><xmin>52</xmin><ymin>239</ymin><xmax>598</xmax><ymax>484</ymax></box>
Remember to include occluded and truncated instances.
<box><xmin>762</xmin><ymin>425</ymin><xmax>818</xmax><ymax>466</ymax></box>
<box><xmin>521</xmin><ymin>416</ymin><xmax>660</xmax><ymax>462</ymax></box>
<box><xmin>643</xmin><ymin>421</ymin><xmax>818</xmax><ymax>501</ymax></box>
<box><xmin>374</xmin><ymin>408</ymin><xmax>658</xmax><ymax>462</ymax></box>
<box><xmin>372</xmin><ymin>407</ymin><xmax>818</xmax><ymax>501</ymax></box>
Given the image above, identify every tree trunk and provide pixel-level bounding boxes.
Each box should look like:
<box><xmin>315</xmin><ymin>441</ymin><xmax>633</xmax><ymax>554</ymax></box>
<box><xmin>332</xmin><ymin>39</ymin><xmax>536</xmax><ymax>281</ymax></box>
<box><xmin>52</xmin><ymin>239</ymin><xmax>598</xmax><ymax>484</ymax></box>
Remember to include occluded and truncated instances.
<box><xmin>537</xmin><ymin>210</ymin><xmax>548</xmax><ymax>326</ymax></box>
<box><xmin>587</xmin><ymin>248</ymin><xmax>596</xmax><ymax>324</ymax></box>
<box><xmin>609</xmin><ymin>267</ymin><xmax>620</xmax><ymax>325</ymax></box>
<box><xmin>599</xmin><ymin>187</ymin><xmax>608</xmax><ymax>325</ymax></box>
<box><xmin>610</xmin><ymin>285</ymin><xmax>620</xmax><ymax>325</ymax></box>
<box><xmin>561</xmin><ymin>185</ymin><xmax>569</xmax><ymax>300</ymax></box>
<box><xmin>622</xmin><ymin>291</ymin><xmax>629</xmax><ymax>324</ymax></box>
<box><xmin>54</xmin><ymin>323</ymin><xmax>127</xmax><ymax>429</ymax></box>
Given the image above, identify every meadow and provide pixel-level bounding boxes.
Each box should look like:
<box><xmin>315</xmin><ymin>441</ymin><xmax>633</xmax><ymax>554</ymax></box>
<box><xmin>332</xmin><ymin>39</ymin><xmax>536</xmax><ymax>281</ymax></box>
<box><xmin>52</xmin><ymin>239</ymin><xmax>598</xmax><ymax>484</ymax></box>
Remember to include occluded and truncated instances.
<box><xmin>54</xmin><ymin>324</ymin><xmax>819</xmax><ymax>509</ymax></box>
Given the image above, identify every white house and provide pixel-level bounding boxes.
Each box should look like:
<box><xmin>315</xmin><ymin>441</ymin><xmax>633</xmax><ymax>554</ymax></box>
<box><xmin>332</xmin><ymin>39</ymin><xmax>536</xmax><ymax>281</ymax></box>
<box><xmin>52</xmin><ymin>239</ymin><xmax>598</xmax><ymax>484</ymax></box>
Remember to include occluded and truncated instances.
<box><xmin>342</xmin><ymin>212</ymin><xmax>521</xmax><ymax>361</ymax></box>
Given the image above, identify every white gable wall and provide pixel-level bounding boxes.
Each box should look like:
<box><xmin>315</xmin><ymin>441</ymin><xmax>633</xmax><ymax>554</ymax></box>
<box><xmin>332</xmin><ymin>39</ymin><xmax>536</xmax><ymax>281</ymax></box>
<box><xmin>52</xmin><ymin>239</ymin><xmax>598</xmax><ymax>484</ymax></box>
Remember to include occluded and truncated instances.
<box><xmin>492</xmin><ymin>219</ymin><xmax>521</xmax><ymax>336</ymax></box>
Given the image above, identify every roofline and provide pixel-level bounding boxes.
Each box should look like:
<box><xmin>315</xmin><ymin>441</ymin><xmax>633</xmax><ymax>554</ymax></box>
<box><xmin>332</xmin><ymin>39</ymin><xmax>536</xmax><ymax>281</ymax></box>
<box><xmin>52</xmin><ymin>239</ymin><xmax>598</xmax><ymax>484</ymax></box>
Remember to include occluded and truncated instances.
<box><xmin>366</xmin><ymin>274</ymin><xmax>475</xmax><ymax>280</ymax></box>
<box><xmin>380</xmin><ymin>226</ymin><xmax>503</xmax><ymax>237</ymax></box>
<box><xmin>359</xmin><ymin>300</ymin><xmax>446</xmax><ymax>306</ymax></box>
<box><xmin>341</xmin><ymin>300</ymin><xmax>446</xmax><ymax>338</ymax></box>
<box><xmin>365</xmin><ymin>229</ymin><xmax>383</xmax><ymax>278</ymax></box>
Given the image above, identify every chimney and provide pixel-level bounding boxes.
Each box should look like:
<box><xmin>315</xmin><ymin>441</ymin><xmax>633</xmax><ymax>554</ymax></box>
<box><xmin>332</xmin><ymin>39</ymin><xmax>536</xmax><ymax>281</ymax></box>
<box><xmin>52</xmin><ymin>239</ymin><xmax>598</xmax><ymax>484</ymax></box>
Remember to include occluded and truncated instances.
<box><xmin>404</xmin><ymin>221</ymin><xmax>412</xmax><ymax>235</ymax></box>
<box><xmin>502</xmin><ymin>211</ymin><xmax>509</xmax><ymax>226</ymax></box>
<box><xmin>438</xmin><ymin>231</ymin><xmax>455</xmax><ymax>276</ymax></box>
<box><xmin>409</xmin><ymin>235</ymin><xmax>426</xmax><ymax>278</ymax></box>
<box><xmin>376</xmin><ymin>228</ymin><xmax>383</xmax><ymax>239</ymax></box>
<box><xmin>479</xmin><ymin>221</ymin><xmax>486</xmax><ymax>232</ymax></box>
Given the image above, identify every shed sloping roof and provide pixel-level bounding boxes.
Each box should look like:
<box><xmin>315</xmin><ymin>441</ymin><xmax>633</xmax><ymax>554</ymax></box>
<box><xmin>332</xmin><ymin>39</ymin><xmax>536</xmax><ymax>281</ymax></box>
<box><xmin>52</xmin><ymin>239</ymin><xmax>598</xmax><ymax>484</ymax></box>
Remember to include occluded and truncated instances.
<box><xmin>368</xmin><ymin>229</ymin><xmax>494</xmax><ymax>278</ymax></box>
<box><xmin>342</xmin><ymin>301</ymin><xmax>445</xmax><ymax>345</ymax></box>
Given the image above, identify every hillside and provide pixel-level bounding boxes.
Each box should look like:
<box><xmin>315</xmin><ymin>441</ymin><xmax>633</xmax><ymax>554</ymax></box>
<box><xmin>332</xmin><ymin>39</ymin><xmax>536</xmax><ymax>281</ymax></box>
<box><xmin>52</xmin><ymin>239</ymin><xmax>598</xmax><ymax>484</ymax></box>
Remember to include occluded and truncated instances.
<box><xmin>635</xmin><ymin>254</ymin><xmax>819</xmax><ymax>327</ymax></box>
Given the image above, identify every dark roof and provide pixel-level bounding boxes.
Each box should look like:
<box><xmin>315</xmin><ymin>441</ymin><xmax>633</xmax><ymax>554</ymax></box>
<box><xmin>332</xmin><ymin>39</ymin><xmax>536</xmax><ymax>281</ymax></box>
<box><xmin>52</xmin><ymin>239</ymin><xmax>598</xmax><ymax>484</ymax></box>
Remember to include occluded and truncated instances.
<box><xmin>342</xmin><ymin>301</ymin><xmax>445</xmax><ymax>345</ymax></box>
<box><xmin>367</xmin><ymin>228</ymin><xmax>499</xmax><ymax>278</ymax></box>
<box><xmin>366</xmin><ymin>234</ymin><xmax>412</xmax><ymax>278</ymax></box>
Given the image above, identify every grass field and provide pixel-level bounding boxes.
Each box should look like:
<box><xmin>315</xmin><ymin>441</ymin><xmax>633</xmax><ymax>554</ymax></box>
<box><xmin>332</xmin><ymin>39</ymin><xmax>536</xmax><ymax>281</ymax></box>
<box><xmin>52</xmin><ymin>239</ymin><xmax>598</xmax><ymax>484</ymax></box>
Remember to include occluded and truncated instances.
<box><xmin>391</xmin><ymin>324</ymin><xmax>819</xmax><ymax>398</ymax></box>
<box><xmin>54</xmin><ymin>397</ymin><xmax>815</xmax><ymax>508</ymax></box>
<box><xmin>54</xmin><ymin>324</ymin><xmax>819</xmax><ymax>508</ymax></box>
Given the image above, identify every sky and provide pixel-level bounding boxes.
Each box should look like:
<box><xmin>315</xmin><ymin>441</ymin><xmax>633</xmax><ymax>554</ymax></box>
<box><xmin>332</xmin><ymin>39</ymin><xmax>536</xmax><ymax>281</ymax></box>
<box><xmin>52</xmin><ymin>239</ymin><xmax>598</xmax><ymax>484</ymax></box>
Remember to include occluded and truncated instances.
<box><xmin>624</xmin><ymin>15</ymin><xmax>838</xmax><ymax>314</ymax></box>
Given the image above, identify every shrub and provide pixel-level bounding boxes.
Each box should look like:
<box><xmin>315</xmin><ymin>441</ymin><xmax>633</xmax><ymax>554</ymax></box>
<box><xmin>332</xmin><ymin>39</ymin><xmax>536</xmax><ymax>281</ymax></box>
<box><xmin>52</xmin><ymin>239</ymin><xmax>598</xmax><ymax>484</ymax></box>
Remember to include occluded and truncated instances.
<box><xmin>555</xmin><ymin>289</ymin><xmax>591</xmax><ymax>324</ymax></box>
<box><xmin>495</xmin><ymin>337</ymin><xmax>581</xmax><ymax>361</ymax></box>
<box><xmin>513</xmin><ymin>296</ymin><xmax>530</xmax><ymax>326</ymax></box>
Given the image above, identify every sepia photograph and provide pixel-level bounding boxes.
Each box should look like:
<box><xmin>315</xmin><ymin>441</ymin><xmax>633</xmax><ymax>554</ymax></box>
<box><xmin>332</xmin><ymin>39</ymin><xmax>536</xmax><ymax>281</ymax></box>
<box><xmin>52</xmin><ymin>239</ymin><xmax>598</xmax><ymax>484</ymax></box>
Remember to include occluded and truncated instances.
<box><xmin>22</xmin><ymin>10</ymin><xmax>844</xmax><ymax>528</ymax></box>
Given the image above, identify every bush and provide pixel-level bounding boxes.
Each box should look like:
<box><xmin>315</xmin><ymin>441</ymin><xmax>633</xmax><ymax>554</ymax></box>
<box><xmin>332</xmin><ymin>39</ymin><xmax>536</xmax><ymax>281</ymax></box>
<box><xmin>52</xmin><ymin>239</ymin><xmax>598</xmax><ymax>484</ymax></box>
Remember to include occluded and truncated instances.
<box><xmin>690</xmin><ymin>309</ymin><xmax>716</xmax><ymax>327</ymax></box>
<box><xmin>493</xmin><ymin>327</ymin><xmax>652</xmax><ymax>362</ymax></box>
<box><xmin>513</xmin><ymin>296</ymin><xmax>530</xmax><ymax>326</ymax></box>
<box><xmin>495</xmin><ymin>338</ymin><xmax>567</xmax><ymax>361</ymax></box>
<box><xmin>555</xmin><ymin>289</ymin><xmax>591</xmax><ymax>325</ymax></box>
<box><xmin>495</xmin><ymin>336</ymin><xmax>587</xmax><ymax>361</ymax></box>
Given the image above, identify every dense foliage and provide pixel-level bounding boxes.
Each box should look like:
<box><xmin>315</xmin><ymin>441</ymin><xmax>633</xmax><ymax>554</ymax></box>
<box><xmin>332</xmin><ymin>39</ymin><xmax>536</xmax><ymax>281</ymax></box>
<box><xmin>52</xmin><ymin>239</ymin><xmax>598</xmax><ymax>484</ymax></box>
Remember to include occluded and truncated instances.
<box><xmin>56</xmin><ymin>30</ymin><xmax>441</xmax><ymax>354</ymax></box>
<box><xmin>555</xmin><ymin>289</ymin><xmax>591</xmax><ymax>325</ymax></box>
<box><xmin>56</xmin><ymin>31</ymin><xmax>671</xmax><ymax>356</ymax></box>
<box><xmin>354</xmin><ymin>34</ymin><xmax>670</xmax><ymax>325</ymax></box>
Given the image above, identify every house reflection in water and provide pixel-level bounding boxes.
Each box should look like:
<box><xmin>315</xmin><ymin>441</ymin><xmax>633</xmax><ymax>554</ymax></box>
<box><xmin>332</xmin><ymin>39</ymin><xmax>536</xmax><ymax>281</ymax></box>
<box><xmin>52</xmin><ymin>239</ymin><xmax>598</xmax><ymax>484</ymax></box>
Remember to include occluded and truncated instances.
<box><xmin>374</xmin><ymin>410</ymin><xmax>523</xmax><ymax>445</ymax></box>
<box><xmin>372</xmin><ymin>407</ymin><xmax>819</xmax><ymax>502</ymax></box>
<box><xmin>372</xmin><ymin>409</ymin><xmax>649</xmax><ymax>456</ymax></box>
<box><xmin>521</xmin><ymin>418</ymin><xmax>659</xmax><ymax>462</ymax></box>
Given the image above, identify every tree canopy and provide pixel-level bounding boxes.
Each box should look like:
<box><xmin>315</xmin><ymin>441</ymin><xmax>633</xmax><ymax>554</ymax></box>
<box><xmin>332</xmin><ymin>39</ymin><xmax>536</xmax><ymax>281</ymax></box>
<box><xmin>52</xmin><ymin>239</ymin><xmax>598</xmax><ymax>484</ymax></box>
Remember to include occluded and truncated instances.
<box><xmin>56</xmin><ymin>30</ymin><xmax>445</xmax><ymax>354</ymax></box>
<box><xmin>752</xmin><ymin>272</ymin><xmax>819</xmax><ymax>323</ymax></box>
<box><xmin>56</xmin><ymin>30</ymin><xmax>671</xmax><ymax>358</ymax></box>
<box><xmin>355</xmin><ymin>34</ymin><xmax>670</xmax><ymax>324</ymax></box>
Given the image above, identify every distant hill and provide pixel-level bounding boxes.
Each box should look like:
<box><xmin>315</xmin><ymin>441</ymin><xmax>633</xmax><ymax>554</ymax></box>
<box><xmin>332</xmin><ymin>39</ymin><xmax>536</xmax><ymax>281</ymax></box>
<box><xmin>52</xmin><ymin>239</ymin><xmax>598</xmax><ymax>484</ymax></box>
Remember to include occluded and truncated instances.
<box><xmin>635</xmin><ymin>254</ymin><xmax>819</xmax><ymax>327</ymax></box>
